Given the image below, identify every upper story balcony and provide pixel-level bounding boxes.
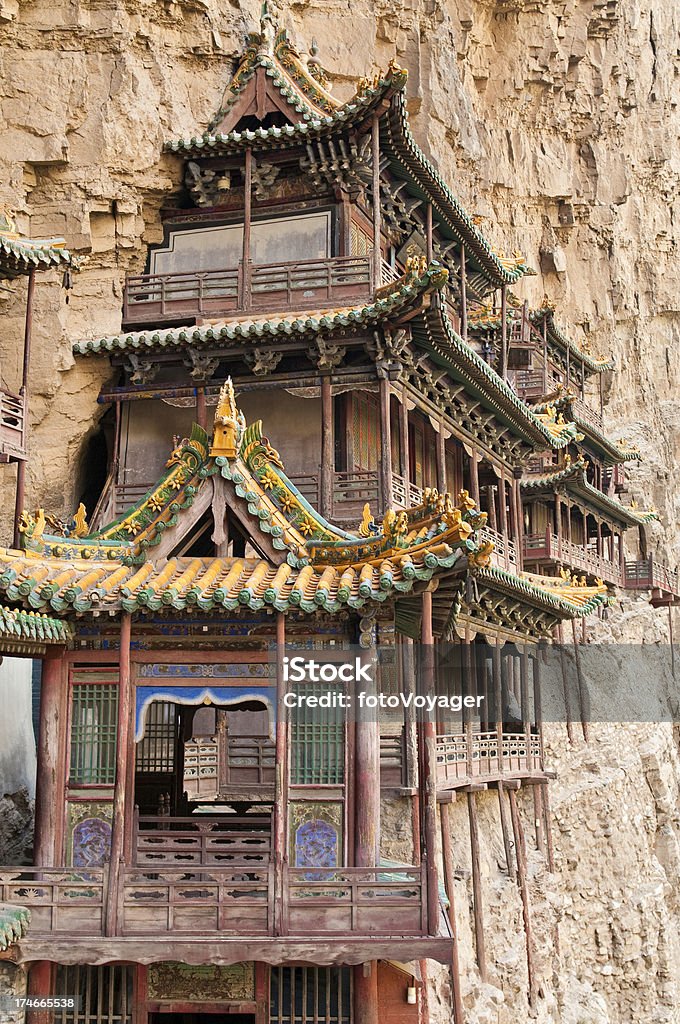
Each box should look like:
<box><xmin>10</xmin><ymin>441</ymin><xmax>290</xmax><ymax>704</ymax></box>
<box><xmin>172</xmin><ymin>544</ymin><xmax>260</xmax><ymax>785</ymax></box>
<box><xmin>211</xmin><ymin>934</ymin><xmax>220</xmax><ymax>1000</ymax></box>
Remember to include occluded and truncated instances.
<box><xmin>523</xmin><ymin>529</ymin><xmax>623</xmax><ymax>587</ymax></box>
<box><xmin>0</xmin><ymin>388</ymin><xmax>27</xmax><ymax>463</ymax></box>
<box><xmin>121</xmin><ymin>255</ymin><xmax>396</xmax><ymax>329</ymax></box>
<box><xmin>625</xmin><ymin>556</ymin><xmax>680</xmax><ymax>606</ymax></box>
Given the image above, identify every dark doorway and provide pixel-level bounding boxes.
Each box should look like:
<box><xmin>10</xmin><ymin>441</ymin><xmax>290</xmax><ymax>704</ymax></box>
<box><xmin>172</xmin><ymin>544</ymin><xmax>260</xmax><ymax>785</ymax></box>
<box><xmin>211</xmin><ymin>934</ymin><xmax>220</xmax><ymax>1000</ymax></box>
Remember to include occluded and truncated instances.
<box><xmin>150</xmin><ymin>1015</ymin><xmax>256</xmax><ymax>1023</ymax></box>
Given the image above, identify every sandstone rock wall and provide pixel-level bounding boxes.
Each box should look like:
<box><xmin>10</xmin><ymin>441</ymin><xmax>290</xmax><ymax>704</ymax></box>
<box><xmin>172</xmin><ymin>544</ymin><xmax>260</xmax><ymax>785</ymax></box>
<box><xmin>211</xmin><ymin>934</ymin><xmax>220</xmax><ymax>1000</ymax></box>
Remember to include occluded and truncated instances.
<box><xmin>0</xmin><ymin>1</ymin><xmax>678</xmax><ymax>1020</ymax></box>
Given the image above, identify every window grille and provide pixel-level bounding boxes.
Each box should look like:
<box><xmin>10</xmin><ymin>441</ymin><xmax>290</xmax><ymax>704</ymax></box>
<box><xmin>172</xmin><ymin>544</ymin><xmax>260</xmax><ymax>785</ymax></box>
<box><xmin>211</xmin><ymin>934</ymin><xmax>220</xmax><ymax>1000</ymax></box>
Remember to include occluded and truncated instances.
<box><xmin>69</xmin><ymin>671</ymin><xmax>118</xmax><ymax>785</ymax></box>
<box><xmin>136</xmin><ymin>701</ymin><xmax>176</xmax><ymax>772</ymax></box>
<box><xmin>53</xmin><ymin>965</ymin><xmax>133</xmax><ymax>1024</ymax></box>
<box><xmin>270</xmin><ymin>966</ymin><xmax>351</xmax><ymax>1024</ymax></box>
<box><xmin>290</xmin><ymin>683</ymin><xmax>344</xmax><ymax>785</ymax></box>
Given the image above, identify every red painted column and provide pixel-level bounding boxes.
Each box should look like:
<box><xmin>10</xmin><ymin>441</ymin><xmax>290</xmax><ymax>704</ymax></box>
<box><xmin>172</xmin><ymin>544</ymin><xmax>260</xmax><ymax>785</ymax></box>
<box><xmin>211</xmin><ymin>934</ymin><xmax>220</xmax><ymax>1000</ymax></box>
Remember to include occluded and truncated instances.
<box><xmin>420</xmin><ymin>590</ymin><xmax>440</xmax><ymax>935</ymax></box>
<box><xmin>27</xmin><ymin>960</ymin><xmax>52</xmax><ymax>1024</ymax></box>
<box><xmin>353</xmin><ymin>625</ymin><xmax>380</xmax><ymax>1024</ymax></box>
<box><xmin>105</xmin><ymin>612</ymin><xmax>132</xmax><ymax>936</ymax></box>
<box><xmin>33</xmin><ymin>652</ymin><xmax>64</xmax><ymax>867</ymax></box>
<box><xmin>274</xmin><ymin>611</ymin><xmax>289</xmax><ymax>935</ymax></box>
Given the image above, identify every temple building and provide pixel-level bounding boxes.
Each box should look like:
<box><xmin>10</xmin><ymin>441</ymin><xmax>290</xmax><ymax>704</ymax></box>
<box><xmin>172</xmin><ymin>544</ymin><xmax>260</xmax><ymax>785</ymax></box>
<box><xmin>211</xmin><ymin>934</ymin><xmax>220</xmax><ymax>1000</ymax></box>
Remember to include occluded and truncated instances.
<box><xmin>0</xmin><ymin>9</ymin><xmax>676</xmax><ymax>1024</ymax></box>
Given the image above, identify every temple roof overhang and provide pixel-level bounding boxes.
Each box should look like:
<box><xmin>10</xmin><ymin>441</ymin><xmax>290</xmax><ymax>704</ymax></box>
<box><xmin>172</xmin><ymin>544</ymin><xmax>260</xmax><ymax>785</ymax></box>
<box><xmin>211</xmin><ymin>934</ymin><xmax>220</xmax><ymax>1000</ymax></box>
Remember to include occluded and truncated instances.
<box><xmin>0</xmin><ymin>210</ymin><xmax>74</xmax><ymax>281</ymax></box>
<box><xmin>530</xmin><ymin>394</ymin><xmax>641</xmax><ymax>465</ymax></box>
<box><xmin>467</xmin><ymin>302</ymin><xmax>614</xmax><ymax>377</ymax></box>
<box><xmin>0</xmin><ymin>602</ymin><xmax>72</xmax><ymax>656</ymax></box>
<box><xmin>1</xmin><ymin>381</ymin><xmax>608</xmax><ymax>636</ymax></box>
<box><xmin>72</xmin><ymin>262</ymin><xmax>582</xmax><ymax>454</ymax></box>
<box><xmin>72</xmin><ymin>260</ymin><xmax>447</xmax><ymax>358</ymax></box>
<box><xmin>521</xmin><ymin>456</ymin><xmax>658</xmax><ymax>529</ymax></box>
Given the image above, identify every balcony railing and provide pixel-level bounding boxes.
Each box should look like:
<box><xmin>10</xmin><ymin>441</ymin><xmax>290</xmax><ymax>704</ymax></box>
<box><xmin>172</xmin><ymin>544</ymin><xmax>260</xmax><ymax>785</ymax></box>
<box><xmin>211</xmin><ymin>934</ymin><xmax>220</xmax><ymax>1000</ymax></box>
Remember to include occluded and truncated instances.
<box><xmin>436</xmin><ymin>730</ymin><xmax>543</xmax><ymax>788</ymax></box>
<box><xmin>0</xmin><ymin>862</ymin><xmax>428</xmax><ymax>939</ymax></box>
<box><xmin>134</xmin><ymin>813</ymin><xmax>272</xmax><ymax>867</ymax></box>
<box><xmin>122</xmin><ymin>255</ymin><xmax>379</xmax><ymax>326</ymax></box>
<box><xmin>625</xmin><ymin>557</ymin><xmax>680</xmax><ymax>598</ymax></box>
<box><xmin>0</xmin><ymin>388</ymin><xmax>26</xmax><ymax>463</ymax></box>
<box><xmin>391</xmin><ymin>472</ymin><xmax>423</xmax><ymax>510</ymax></box>
<box><xmin>523</xmin><ymin>530</ymin><xmax>622</xmax><ymax>585</ymax></box>
<box><xmin>481</xmin><ymin>525</ymin><xmax>518</xmax><ymax>571</ymax></box>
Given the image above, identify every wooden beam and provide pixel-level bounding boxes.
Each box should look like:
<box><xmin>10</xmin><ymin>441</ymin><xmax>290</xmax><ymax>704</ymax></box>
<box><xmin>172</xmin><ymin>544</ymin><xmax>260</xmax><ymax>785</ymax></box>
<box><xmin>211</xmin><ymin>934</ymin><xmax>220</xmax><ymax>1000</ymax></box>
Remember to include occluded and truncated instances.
<box><xmin>508</xmin><ymin>787</ymin><xmax>537</xmax><ymax>1008</ymax></box>
<box><xmin>467</xmin><ymin>790</ymin><xmax>487</xmax><ymax>979</ymax></box>
<box><xmin>542</xmin><ymin>781</ymin><xmax>556</xmax><ymax>873</ymax></box>
<box><xmin>440</xmin><ymin>802</ymin><xmax>465</xmax><ymax>1024</ymax></box>
<box><xmin>320</xmin><ymin>374</ymin><xmax>334</xmax><ymax>519</ymax></box>
<box><xmin>105</xmin><ymin>611</ymin><xmax>132</xmax><ymax>937</ymax></box>
<box><xmin>420</xmin><ymin>591</ymin><xmax>440</xmax><ymax>936</ymax></box>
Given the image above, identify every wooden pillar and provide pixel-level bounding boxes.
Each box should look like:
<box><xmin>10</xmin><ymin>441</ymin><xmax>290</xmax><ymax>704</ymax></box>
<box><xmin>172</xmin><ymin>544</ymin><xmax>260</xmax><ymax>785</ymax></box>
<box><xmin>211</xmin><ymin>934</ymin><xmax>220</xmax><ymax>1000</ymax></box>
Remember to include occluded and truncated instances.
<box><xmin>566</xmin><ymin>343</ymin><xmax>571</xmax><ymax>388</ymax></box>
<box><xmin>499</xmin><ymin>469</ymin><xmax>509</xmax><ymax>567</ymax></box>
<box><xmin>436</xmin><ymin>421</ymin><xmax>447</xmax><ymax>494</ymax></box>
<box><xmin>420</xmin><ymin>590</ymin><xmax>440</xmax><ymax>935</ymax></box>
<box><xmin>542</xmin><ymin>780</ymin><xmax>556</xmax><ymax>873</ymax></box>
<box><xmin>508</xmin><ymin>788</ymin><xmax>537</xmax><ymax>1008</ymax></box>
<box><xmin>320</xmin><ymin>374</ymin><xmax>334</xmax><ymax>519</ymax></box>
<box><xmin>355</xmin><ymin>647</ymin><xmax>379</xmax><ymax>868</ymax></box>
<box><xmin>469</xmin><ymin>447</ymin><xmax>480</xmax><ymax>506</ymax></box>
<box><xmin>14</xmin><ymin>266</ymin><xmax>36</xmax><ymax>549</ymax></box>
<box><xmin>467</xmin><ymin>790</ymin><xmax>486</xmax><ymax>979</ymax></box>
<box><xmin>27</xmin><ymin>961</ymin><xmax>53</xmax><ymax>1024</ymax></box>
<box><xmin>571</xmin><ymin>618</ymin><xmax>589</xmax><ymax>743</ymax></box>
<box><xmin>274</xmin><ymin>612</ymin><xmax>288</xmax><ymax>935</ymax></box>
<box><xmin>196</xmin><ymin>386</ymin><xmax>207</xmax><ymax>430</ymax></box>
<box><xmin>353</xmin><ymin>963</ymin><xmax>379</xmax><ymax>1024</ymax></box>
<box><xmin>555</xmin><ymin>493</ymin><xmax>562</xmax><ymax>559</ymax></box>
<box><xmin>105</xmin><ymin>612</ymin><xmax>132</xmax><ymax>937</ymax></box>
<box><xmin>500</xmin><ymin>283</ymin><xmax>508</xmax><ymax>381</ymax></box>
<box><xmin>426</xmin><ymin>202</ymin><xmax>433</xmax><ymax>264</ymax></box>
<box><xmin>498</xmin><ymin>782</ymin><xmax>515</xmax><ymax>880</ymax></box>
<box><xmin>371</xmin><ymin>113</ymin><xmax>382</xmax><ymax>286</ymax></box>
<box><xmin>240</xmin><ymin>147</ymin><xmax>253</xmax><ymax>307</ymax></box>
<box><xmin>440</xmin><ymin>802</ymin><xmax>464</xmax><ymax>1024</ymax></box>
<box><xmin>399</xmin><ymin>388</ymin><xmax>411</xmax><ymax>500</ymax></box>
<box><xmin>542</xmin><ymin>315</ymin><xmax>548</xmax><ymax>391</ymax></box>
<box><xmin>460</xmin><ymin>243</ymin><xmax>468</xmax><ymax>341</ymax></box>
<box><xmin>512</xmin><ymin>468</ymin><xmax>524</xmax><ymax>570</ymax></box>
<box><xmin>557</xmin><ymin>622</ymin><xmax>575</xmax><ymax>744</ymax></box>
<box><xmin>566</xmin><ymin>499</ymin><xmax>572</xmax><ymax>544</ymax></box>
<box><xmin>33</xmin><ymin>652</ymin><xmax>64</xmax><ymax>867</ymax></box>
<box><xmin>379</xmin><ymin>376</ymin><xmax>393</xmax><ymax>511</ymax></box>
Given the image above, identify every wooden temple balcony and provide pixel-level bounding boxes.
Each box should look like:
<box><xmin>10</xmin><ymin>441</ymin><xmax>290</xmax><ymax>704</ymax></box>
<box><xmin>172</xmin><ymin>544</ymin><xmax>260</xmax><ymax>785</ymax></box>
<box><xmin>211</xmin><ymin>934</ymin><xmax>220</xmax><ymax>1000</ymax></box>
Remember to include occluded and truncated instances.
<box><xmin>523</xmin><ymin>529</ymin><xmax>622</xmax><ymax>586</ymax></box>
<box><xmin>625</xmin><ymin>557</ymin><xmax>680</xmax><ymax>606</ymax></box>
<box><xmin>122</xmin><ymin>255</ymin><xmax>383</xmax><ymax>328</ymax></box>
<box><xmin>436</xmin><ymin>730</ymin><xmax>544</xmax><ymax>791</ymax></box>
<box><xmin>0</xmin><ymin>388</ymin><xmax>27</xmax><ymax>463</ymax></box>
<box><xmin>0</xmin><ymin>863</ymin><xmax>430</xmax><ymax>941</ymax></box>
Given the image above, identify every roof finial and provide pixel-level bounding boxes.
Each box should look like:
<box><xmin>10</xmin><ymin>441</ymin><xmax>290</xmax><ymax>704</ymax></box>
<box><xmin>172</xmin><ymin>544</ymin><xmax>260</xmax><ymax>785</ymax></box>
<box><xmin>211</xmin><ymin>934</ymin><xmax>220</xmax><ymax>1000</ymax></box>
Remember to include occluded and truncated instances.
<box><xmin>210</xmin><ymin>377</ymin><xmax>246</xmax><ymax>459</ymax></box>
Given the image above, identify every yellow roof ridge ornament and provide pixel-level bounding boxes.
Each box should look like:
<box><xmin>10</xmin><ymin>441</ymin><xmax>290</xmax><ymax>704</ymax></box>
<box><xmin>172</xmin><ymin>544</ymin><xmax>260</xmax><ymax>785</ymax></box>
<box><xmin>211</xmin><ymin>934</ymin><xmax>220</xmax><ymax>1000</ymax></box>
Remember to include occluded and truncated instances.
<box><xmin>210</xmin><ymin>377</ymin><xmax>246</xmax><ymax>459</ymax></box>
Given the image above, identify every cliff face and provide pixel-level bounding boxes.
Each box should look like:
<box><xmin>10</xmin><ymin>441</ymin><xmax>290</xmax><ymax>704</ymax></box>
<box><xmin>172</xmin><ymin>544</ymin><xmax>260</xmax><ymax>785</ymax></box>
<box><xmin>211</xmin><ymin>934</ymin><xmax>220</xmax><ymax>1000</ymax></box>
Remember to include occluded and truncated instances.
<box><xmin>0</xmin><ymin>1</ymin><xmax>678</xmax><ymax>1021</ymax></box>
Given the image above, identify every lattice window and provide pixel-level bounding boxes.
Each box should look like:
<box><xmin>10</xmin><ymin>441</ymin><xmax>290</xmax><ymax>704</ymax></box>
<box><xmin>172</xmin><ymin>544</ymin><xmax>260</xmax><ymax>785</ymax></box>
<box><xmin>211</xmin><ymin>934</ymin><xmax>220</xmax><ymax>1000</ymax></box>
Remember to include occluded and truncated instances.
<box><xmin>53</xmin><ymin>965</ymin><xmax>133</xmax><ymax>1024</ymax></box>
<box><xmin>352</xmin><ymin>393</ymin><xmax>379</xmax><ymax>472</ymax></box>
<box><xmin>136</xmin><ymin>701</ymin><xmax>176</xmax><ymax>772</ymax></box>
<box><xmin>350</xmin><ymin>220</ymin><xmax>372</xmax><ymax>257</ymax></box>
<box><xmin>270</xmin><ymin>966</ymin><xmax>351</xmax><ymax>1024</ymax></box>
<box><xmin>290</xmin><ymin>683</ymin><xmax>344</xmax><ymax>785</ymax></box>
<box><xmin>69</xmin><ymin>671</ymin><xmax>118</xmax><ymax>785</ymax></box>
